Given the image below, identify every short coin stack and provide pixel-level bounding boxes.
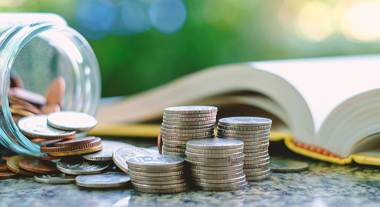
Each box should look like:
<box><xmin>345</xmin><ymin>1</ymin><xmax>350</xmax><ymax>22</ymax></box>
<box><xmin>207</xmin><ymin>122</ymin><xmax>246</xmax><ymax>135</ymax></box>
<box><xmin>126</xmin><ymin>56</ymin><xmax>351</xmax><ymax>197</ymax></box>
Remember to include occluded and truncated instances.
<box><xmin>217</xmin><ymin>117</ymin><xmax>272</xmax><ymax>181</ymax></box>
<box><xmin>127</xmin><ymin>155</ymin><xmax>188</xmax><ymax>193</ymax></box>
<box><xmin>185</xmin><ymin>138</ymin><xmax>248</xmax><ymax>191</ymax></box>
<box><xmin>160</xmin><ymin>106</ymin><xmax>217</xmax><ymax>157</ymax></box>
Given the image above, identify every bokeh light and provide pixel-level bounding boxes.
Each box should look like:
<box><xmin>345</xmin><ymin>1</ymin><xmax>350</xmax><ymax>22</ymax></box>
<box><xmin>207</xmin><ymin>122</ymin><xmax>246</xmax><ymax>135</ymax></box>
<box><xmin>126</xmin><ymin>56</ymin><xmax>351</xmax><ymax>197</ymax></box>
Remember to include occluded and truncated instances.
<box><xmin>149</xmin><ymin>0</ymin><xmax>187</xmax><ymax>34</ymax></box>
<box><xmin>295</xmin><ymin>1</ymin><xmax>334</xmax><ymax>42</ymax></box>
<box><xmin>202</xmin><ymin>0</ymin><xmax>239</xmax><ymax>30</ymax></box>
<box><xmin>0</xmin><ymin>0</ymin><xmax>27</xmax><ymax>8</ymax></box>
<box><xmin>121</xmin><ymin>0</ymin><xmax>152</xmax><ymax>33</ymax></box>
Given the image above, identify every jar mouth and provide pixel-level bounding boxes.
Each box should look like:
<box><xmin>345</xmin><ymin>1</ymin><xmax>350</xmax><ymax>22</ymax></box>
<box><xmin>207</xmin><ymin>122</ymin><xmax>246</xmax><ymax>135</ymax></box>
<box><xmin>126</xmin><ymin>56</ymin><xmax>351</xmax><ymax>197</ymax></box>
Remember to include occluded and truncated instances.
<box><xmin>0</xmin><ymin>23</ymin><xmax>101</xmax><ymax>155</ymax></box>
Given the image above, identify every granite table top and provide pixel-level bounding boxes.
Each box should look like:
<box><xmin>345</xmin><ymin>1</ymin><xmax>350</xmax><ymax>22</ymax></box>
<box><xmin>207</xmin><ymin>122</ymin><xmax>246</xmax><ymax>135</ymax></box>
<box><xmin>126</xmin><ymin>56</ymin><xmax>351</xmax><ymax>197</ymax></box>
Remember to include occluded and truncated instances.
<box><xmin>1</xmin><ymin>140</ymin><xmax>380</xmax><ymax>207</ymax></box>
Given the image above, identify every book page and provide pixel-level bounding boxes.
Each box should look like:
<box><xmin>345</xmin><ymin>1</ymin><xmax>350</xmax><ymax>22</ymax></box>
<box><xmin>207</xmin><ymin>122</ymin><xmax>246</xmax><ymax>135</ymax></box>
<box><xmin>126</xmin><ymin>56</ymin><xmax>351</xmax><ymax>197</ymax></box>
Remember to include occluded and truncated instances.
<box><xmin>250</xmin><ymin>54</ymin><xmax>380</xmax><ymax>134</ymax></box>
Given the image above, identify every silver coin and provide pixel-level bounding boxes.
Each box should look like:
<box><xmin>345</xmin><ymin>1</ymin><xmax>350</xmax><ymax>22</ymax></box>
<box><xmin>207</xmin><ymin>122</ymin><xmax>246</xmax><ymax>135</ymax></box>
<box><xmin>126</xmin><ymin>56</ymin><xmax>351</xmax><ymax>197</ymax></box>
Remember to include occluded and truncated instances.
<box><xmin>128</xmin><ymin>165</ymin><xmax>184</xmax><ymax>173</ymax></box>
<box><xmin>191</xmin><ymin>162</ymin><xmax>243</xmax><ymax>171</ymax></box>
<box><xmin>244</xmin><ymin>149</ymin><xmax>268</xmax><ymax>154</ymax></box>
<box><xmin>161</xmin><ymin>134</ymin><xmax>215</xmax><ymax>141</ymax></box>
<box><xmin>186</xmin><ymin>147</ymin><xmax>244</xmax><ymax>154</ymax></box>
<box><xmin>162</xmin><ymin>150</ymin><xmax>185</xmax><ymax>157</ymax></box>
<box><xmin>75</xmin><ymin>172</ymin><xmax>130</xmax><ymax>188</ymax></box>
<box><xmin>242</xmin><ymin>166</ymin><xmax>269</xmax><ymax>172</ymax></box>
<box><xmin>185</xmin><ymin>158</ymin><xmax>242</xmax><ymax>167</ymax></box>
<box><xmin>244</xmin><ymin>151</ymin><xmax>269</xmax><ymax>157</ymax></box>
<box><xmin>131</xmin><ymin>181</ymin><xmax>187</xmax><ymax>190</ymax></box>
<box><xmin>161</xmin><ymin>131</ymin><xmax>215</xmax><ymax>138</ymax></box>
<box><xmin>243</xmin><ymin>144</ymin><xmax>270</xmax><ymax>151</ymax></box>
<box><xmin>244</xmin><ymin>168</ymin><xmax>271</xmax><ymax>177</ymax></box>
<box><xmin>161</xmin><ymin>126</ymin><xmax>214</xmax><ymax>133</ymax></box>
<box><xmin>244</xmin><ymin>161</ymin><xmax>270</xmax><ymax>168</ymax></box>
<box><xmin>246</xmin><ymin>172</ymin><xmax>271</xmax><ymax>181</ymax></box>
<box><xmin>269</xmin><ymin>159</ymin><xmax>309</xmax><ymax>173</ymax></box>
<box><xmin>128</xmin><ymin>169</ymin><xmax>183</xmax><ymax>177</ymax></box>
<box><xmin>162</xmin><ymin>123</ymin><xmax>215</xmax><ymax>129</ymax></box>
<box><xmin>244</xmin><ymin>140</ymin><xmax>270</xmax><ymax>146</ymax></box>
<box><xmin>244</xmin><ymin>154</ymin><xmax>269</xmax><ymax>161</ymax></box>
<box><xmin>47</xmin><ymin>111</ymin><xmax>97</xmax><ymax>132</ymax></box>
<box><xmin>244</xmin><ymin>157</ymin><xmax>270</xmax><ymax>164</ymax></box>
<box><xmin>218</xmin><ymin>132</ymin><xmax>270</xmax><ymax>139</ymax></box>
<box><xmin>218</xmin><ymin>124</ymin><xmax>271</xmax><ymax>131</ymax></box>
<box><xmin>34</xmin><ymin>173</ymin><xmax>76</xmax><ymax>184</ymax></box>
<box><xmin>131</xmin><ymin>178</ymin><xmax>186</xmax><ymax>185</ymax></box>
<box><xmin>133</xmin><ymin>186</ymin><xmax>189</xmax><ymax>194</ymax></box>
<box><xmin>17</xmin><ymin>115</ymin><xmax>76</xmax><ymax>138</ymax></box>
<box><xmin>196</xmin><ymin>182</ymin><xmax>247</xmax><ymax>191</ymax></box>
<box><xmin>218</xmin><ymin>117</ymin><xmax>272</xmax><ymax>126</ymax></box>
<box><xmin>162</xmin><ymin>146</ymin><xmax>186</xmax><ymax>153</ymax></box>
<box><xmin>163</xmin><ymin>116</ymin><xmax>216</xmax><ymax>122</ymax></box>
<box><xmin>192</xmin><ymin>175</ymin><xmax>246</xmax><ymax>184</ymax></box>
<box><xmin>186</xmin><ymin>138</ymin><xmax>244</xmax><ymax>150</ymax></box>
<box><xmin>221</xmin><ymin>137</ymin><xmax>270</xmax><ymax>143</ymax></box>
<box><xmin>186</xmin><ymin>154</ymin><xmax>245</xmax><ymax>163</ymax></box>
<box><xmin>162</xmin><ymin>139</ymin><xmax>187</xmax><ymax>145</ymax></box>
<box><xmin>163</xmin><ymin>120</ymin><xmax>216</xmax><ymax>126</ymax></box>
<box><xmin>164</xmin><ymin>106</ymin><xmax>218</xmax><ymax>114</ymax></box>
<box><xmin>185</xmin><ymin>151</ymin><xmax>243</xmax><ymax>159</ymax></box>
<box><xmin>195</xmin><ymin>179</ymin><xmax>247</xmax><ymax>188</ymax></box>
<box><xmin>217</xmin><ymin>129</ymin><xmax>270</xmax><ymax>135</ymax></box>
<box><xmin>191</xmin><ymin>172</ymin><xmax>246</xmax><ymax>179</ymax></box>
<box><xmin>83</xmin><ymin>140</ymin><xmax>134</xmax><ymax>161</ymax></box>
<box><xmin>164</xmin><ymin>112</ymin><xmax>217</xmax><ymax>118</ymax></box>
<box><xmin>191</xmin><ymin>168</ymin><xmax>243</xmax><ymax>175</ymax></box>
<box><xmin>126</xmin><ymin>155</ymin><xmax>184</xmax><ymax>169</ymax></box>
<box><xmin>163</xmin><ymin>143</ymin><xmax>186</xmax><ymax>149</ymax></box>
<box><xmin>112</xmin><ymin>146</ymin><xmax>151</xmax><ymax>173</ymax></box>
<box><xmin>57</xmin><ymin>157</ymin><xmax>109</xmax><ymax>175</ymax></box>
<box><xmin>129</xmin><ymin>174</ymin><xmax>184</xmax><ymax>181</ymax></box>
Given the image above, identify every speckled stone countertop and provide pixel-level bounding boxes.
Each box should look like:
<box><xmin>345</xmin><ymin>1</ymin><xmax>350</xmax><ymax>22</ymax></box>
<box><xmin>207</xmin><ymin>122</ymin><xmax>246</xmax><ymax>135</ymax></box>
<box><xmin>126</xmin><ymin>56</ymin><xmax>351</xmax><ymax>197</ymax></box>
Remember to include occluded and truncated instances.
<box><xmin>1</xmin><ymin>140</ymin><xmax>380</xmax><ymax>207</ymax></box>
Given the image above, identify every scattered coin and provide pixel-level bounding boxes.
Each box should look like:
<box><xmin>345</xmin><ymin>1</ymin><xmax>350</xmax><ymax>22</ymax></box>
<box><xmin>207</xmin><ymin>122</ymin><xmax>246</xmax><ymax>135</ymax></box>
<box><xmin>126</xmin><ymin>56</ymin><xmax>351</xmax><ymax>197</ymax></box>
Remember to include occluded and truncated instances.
<box><xmin>34</xmin><ymin>173</ymin><xmax>76</xmax><ymax>184</ymax></box>
<box><xmin>75</xmin><ymin>172</ymin><xmax>131</xmax><ymax>188</ymax></box>
<box><xmin>6</xmin><ymin>155</ymin><xmax>35</xmax><ymax>176</ymax></box>
<box><xmin>83</xmin><ymin>140</ymin><xmax>134</xmax><ymax>161</ymax></box>
<box><xmin>54</xmin><ymin>137</ymin><xmax>96</xmax><ymax>147</ymax></box>
<box><xmin>0</xmin><ymin>162</ymin><xmax>9</xmax><ymax>172</ymax></box>
<box><xmin>19</xmin><ymin>157</ymin><xmax>57</xmax><ymax>174</ymax></box>
<box><xmin>57</xmin><ymin>156</ymin><xmax>109</xmax><ymax>175</ymax></box>
<box><xmin>48</xmin><ymin>145</ymin><xmax>102</xmax><ymax>156</ymax></box>
<box><xmin>0</xmin><ymin>171</ymin><xmax>18</xmax><ymax>179</ymax></box>
<box><xmin>47</xmin><ymin>111</ymin><xmax>97</xmax><ymax>132</ymax></box>
<box><xmin>269</xmin><ymin>158</ymin><xmax>308</xmax><ymax>173</ymax></box>
<box><xmin>112</xmin><ymin>146</ymin><xmax>151</xmax><ymax>173</ymax></box>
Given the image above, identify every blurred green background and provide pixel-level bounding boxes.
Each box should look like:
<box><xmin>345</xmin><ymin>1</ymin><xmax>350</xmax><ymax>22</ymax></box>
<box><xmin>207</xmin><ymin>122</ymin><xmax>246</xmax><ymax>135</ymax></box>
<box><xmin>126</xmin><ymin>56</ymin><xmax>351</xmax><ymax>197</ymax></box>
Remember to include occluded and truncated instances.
<box><xmin>1</xmin><ymin>0</ymin><xmax>380</xmax><ymax>97</ymax></box>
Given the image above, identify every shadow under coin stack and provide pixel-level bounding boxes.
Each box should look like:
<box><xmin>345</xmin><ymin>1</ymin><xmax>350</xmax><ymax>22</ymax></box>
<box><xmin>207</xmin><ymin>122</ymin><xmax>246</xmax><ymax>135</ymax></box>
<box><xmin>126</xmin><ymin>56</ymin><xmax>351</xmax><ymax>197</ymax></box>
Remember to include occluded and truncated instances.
<box><xmin>185</xmin><ymin>138</ymin><xmax>248</xmax><ymax>191</ymax></box>
<box><xmin>160</xmin><ymin>106</ymin><xmax>217</xmax><ymax>157</ymax></box>
<box><xmin>127</xmin><ymin>155</ymin><xmax>188</xmax><ymax>194</ymax></box>
<box><xmin>217</xmin><ymin>117</ymin><xmax>272</xmax><ymax>181</ymax></box>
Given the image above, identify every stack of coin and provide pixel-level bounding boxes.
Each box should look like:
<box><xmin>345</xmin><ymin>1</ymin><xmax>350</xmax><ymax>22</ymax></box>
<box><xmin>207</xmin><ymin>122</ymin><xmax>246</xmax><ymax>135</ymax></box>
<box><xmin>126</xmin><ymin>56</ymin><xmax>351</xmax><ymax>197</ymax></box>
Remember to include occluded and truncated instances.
<box><xmin>127</xmin><ymin>155</ymin><xmax>188</xmax><ymax>193</ymax></box>
<box><xmin>217</xmin><ymin>117</ymin><xmax>272</xmax><ymax>181</ymax></box>
<box><xmin>160</xmin><ymin>106</ymin><xmax>217</xmax><ymax>157</ymax></box>
<box><xmin>185</xmin><ymin>138</ymin><xmax>248</xmax><ymax>191</ymax></box>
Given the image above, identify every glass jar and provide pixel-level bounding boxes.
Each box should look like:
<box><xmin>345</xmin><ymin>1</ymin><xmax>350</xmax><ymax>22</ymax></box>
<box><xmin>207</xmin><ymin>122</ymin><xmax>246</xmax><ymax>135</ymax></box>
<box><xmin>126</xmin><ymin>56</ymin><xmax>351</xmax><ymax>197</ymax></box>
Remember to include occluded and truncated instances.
<box><xmin>0</xmin><ymin>13</ymin><xmax>101</xmax><ymax>156</ymax></box>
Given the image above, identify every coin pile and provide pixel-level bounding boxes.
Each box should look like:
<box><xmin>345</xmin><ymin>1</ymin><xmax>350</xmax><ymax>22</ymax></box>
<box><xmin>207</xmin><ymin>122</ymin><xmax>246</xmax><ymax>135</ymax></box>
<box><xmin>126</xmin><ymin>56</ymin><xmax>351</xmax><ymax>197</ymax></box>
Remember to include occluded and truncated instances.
<box><xmin>127</xmin><ymin>155</ymin><xmax>188</xmax><ymax>193</ymax></box>
<box><xmin>185</xmin><ymin>138</ymin><xmax>248</xmax><ymax>191</ymax></box>
<box><xmin>217</xmin><ymin>117</ymin><xmax>272</xmax><ymax>181</ymax></box>
<box><xmin>160</xmin><ymin>106</ymin><xmax>217</xmax><ymax>157</ymax></box>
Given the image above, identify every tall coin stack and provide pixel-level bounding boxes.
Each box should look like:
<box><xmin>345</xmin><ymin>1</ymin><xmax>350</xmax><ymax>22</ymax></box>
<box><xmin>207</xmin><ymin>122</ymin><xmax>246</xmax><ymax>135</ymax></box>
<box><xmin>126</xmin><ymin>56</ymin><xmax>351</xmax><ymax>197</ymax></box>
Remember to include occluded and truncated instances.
<box><xmin>127</xmin><ymin>155</ymin><xmax>188</xmax><ymax>194</ymax></box>
<box><xmin>185</xmin><ymin>138</ymin><xmax>248</xmax><ymax>191</ymax></box>
<box><xmin>217</xmin><ymin>117</ymin><xmax>272</xmax><ymax>181</ymax></box>
<box><xmin>160</xmin><ymin>106</ymin><xmax>217</xmax><ymax>157</ymax></box>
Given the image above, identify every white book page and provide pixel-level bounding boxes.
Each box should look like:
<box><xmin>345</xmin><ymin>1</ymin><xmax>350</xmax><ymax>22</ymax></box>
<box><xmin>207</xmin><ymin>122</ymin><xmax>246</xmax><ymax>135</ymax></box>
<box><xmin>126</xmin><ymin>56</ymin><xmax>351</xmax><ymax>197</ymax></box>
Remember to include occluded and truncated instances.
<box><xmin>250</xmin><ymin>55</ymin><xmax>380</xmax><ymax>134</ymax></box>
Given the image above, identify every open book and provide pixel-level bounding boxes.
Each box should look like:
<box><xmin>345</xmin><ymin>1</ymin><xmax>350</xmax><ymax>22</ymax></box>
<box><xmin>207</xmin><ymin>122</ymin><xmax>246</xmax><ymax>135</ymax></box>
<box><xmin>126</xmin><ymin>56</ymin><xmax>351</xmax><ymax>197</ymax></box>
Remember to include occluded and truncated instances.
<box><xmin>94</xmin><ymin>54</ymin><xmax>380</xmax><ymax>164</ymax></box>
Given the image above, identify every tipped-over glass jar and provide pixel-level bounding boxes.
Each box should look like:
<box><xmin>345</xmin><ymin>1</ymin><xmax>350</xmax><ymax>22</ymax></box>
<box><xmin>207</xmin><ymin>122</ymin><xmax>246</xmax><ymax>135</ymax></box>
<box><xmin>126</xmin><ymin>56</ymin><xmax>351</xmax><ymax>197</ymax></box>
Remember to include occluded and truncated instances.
<box><xmin>0</xmin><ymin>13</ymin><xmax>101</xmax><ymax>156</ymax></box>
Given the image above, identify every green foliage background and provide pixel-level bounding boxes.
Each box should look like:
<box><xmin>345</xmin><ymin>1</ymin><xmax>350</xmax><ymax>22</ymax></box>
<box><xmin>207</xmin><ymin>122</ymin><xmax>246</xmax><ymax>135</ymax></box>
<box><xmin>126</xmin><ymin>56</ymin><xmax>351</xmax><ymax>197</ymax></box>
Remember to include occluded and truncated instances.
<box><xmin>2</xmin><ymin>0</ymin><xmax>380</xmax><ymax>97</ymax></box>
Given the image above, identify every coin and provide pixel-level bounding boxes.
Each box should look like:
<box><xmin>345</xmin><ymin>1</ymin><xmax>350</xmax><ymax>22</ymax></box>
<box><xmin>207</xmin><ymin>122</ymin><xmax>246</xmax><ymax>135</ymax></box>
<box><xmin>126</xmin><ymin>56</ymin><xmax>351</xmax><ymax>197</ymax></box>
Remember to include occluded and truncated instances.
<box><xmin>163</xmin><ymin>120</ymin><xmax>216</xmax><ymax>126</ymax></box>
<box><xmin>161</xmin><ymin>123</ymin><xmax>215</xmax><ymax>129</ymax></box>
<box><xmin>132</xmin><ymin>182</ymin><xmax>187</xmax><ymax>189</ymax></box>
<box><xmin>17</xmin><ymin>115</ymin><xmax>75</xmax><ymax>139</ymax></box>
<box><xmin>243</xmin><ymin>166</ymin><xmax>269</xmax><ymax>172</ymax></box>
<box><xmin>57</xmin><ymin>157</ymin><xmax>109</xmax><ymax>175</ymax></box>
<box><xmin>218</xmin><ymin>117</ymin><xmax>272</xmax><ymax>126</ymax></box>
<box><xmin>191</xmin><ymin>172</ymin><xmax>245</xmax><ymax>179</ymax></box>
<box><xmin>54</xmin><ymin>137</ymin><xmax>96</xmax><ymax>147</ymax></box>
<box><xmin>244</xmin><ymin>140</ymin><xmax>270</xmax><ymax>146</ymax></box>
<box><xmin>83</xmin><ymin>140</ymin><xmax>134</xmax><ymax>161</ymax></box>
<box><xmin>218</xmin><ymin>132</ymin><xmax>270</xmax><ymax>139</ymax></box>
<box><xmin>128</xmin><ymin>169</ymin><xmax>183</xmax><ymax>177</ymax></box>
<box><xmin>217</xmin><ymin>129</ymin><xmax>270</xmax><ymax>135</ymax></box>
<box><xmin>75</xmin><ymin>172</ymin><xmax>131</xmax><ymax>188</ymax></box>
<box><xmin>0</xmin><ymin>171</ymin><xmax>18</xmax><ymax>179</ymax></box>
<box><xmin>162</xmin><ymin>139</ymin><xmax>187</xmax><ymax>145</ymax></box>
<box><xmin>45</xmin><ymin>77</ymin><xmax>65</xmax><ymax>105</ymax></box>
<box><xmin>157</xmin><ymin>131</ymin><xmax>162</xmax><ymax>154</ymax></box>
<box><xmin>10</xmin><ymin>87</ymin><xmax>46</xmax><ymax>107</ymax></box>
<box><xmin>243</xmin><ymin>151</ymin><xmax>268</xmax><ymax>157</ymax></box>
<box><xmin>244</xmin><ymin>169</ymin><xmax>271</xmax><ymax>176</ymax></box>
<box><xmin>33</xmin><ymin>139</ymin><xmax>66</xmax><ymax>146</ymax></box>
<box><xmin>129</xmin><ymin>174</ymin><xmax>184</xmax><ymax>182</ymax></box>
<box><xmin>163</xmin><ymin>143</ymin><xmax>186</xmax><ymax>149</ymax></box>
<box><xmin>186</xmin><ymin>138</ymin><xmax>244</xmax><ymax>150</ymax></box>
<box><xmin>244</xmin><ymin>154</ymin><xmax>269</xmax><ymax>161</ymax></box>
<box><xmin>0</xmin><ymin>162</ymin><xmax>9</xmax><ymax>172</ymax></box>
<box><xmin>193</xmin><ymin>175</ymin><xmax>246</xmax><ymax>184</ymax></box>
<box><xmin>246</xmin><ymin>172</ymin><xmax>271</xmax><ymax>181</ymax></box>
<box><xmin>48</xmin><ymin>145</ymin><xmax>102</xmax><ymax>156</ymax></box>
<box><xmin>186</xmin><ymin>154</ymin><xmax>245</xmax><ymax>163</ymax></box>
<box><xmin>38</xmin><ymin>155</ymin><xmax>66</xmax><ymax>161</ymax></box>
<box><xmin>161</xmin><ymin>127</ymin><xmax>214</xmax><ymax>133</ymax></box>
<box><xmin>196</xmin><ymin>182</ymin><xmax>247</xmax><ymax>191</ymax></box>
<box><xmin>191</xmin><ymin>168</ymin><xmax>243</xmax><ymax>175</ymax></box>
<box><xmin>244</xmin><ymin>157</ymin><xmax>270</xmax><ymax>164</ymax></box>
<box><xmin>10</xmin><ymin>104</ymin><xmax>41</xmax><ymax>115</ymax></box>
<box><xmin>162</xmin><ymin>146</ymin><xmax>185</xmax><ymax>153</ymax></box>
<box><xmin>132</xmin><ymin>178</ymin><xmax>186</xmax><ymax>185</ymax></box>
<box><xmin>6</xmin><ymin>155</ymin><xmax>35</xmax><ymax>176</ymax></box>
<box><xmin>164</xmin><ymin>106</ymin><xmax>217</xmax><ymax>114</ymax></box>
<box><xmin>185</xmin><ymin>151</ymin><xmax>243</xmax><ymax>159</ymax></box>
<box><xmin>186</xmin><ymin>147</ymin><xmax>243</xmax><ymax>154</ymax></box>
<box><xmin>127</xmin><ymin>155</ymin><xmax>184</xmax><ymax>169</ymax></box>
<box><xmin>218</xmin><ymin>124</ymin><xmax>271</xmax><ymax>131</ymax></box>
<box><xmin>163</xmin><ymin>116</ymin><xmax>216</xmax><ymax>122</ymax></box>
<box><xmin>243</xmin><ymin>143</ymin><xmax>270</xmax><ymax>150</ymax></box>
<box><xmin>269</xmin><ymin>159</ymin><xmax>308</xmax><ymax>173</ymax></box>
<box><xmin>185</xmin><ymin>158</ymin><xmax>241</xmax><ymax>167</ymax></box>
<box><xmin>163</xmin><ymin>112</ymin><xmax>217</xmax><ymax>118</ymax></box>
<box><xmin>162</xmin><ymin>150</ymin><xmax>185</xmax><ymax>157</ymax></box>
<box><xmin>195</xmin><ymin>179</ymin><xmax>247</xmax><ymax>187</ymax></box>
<box><xmin>40</xmin><ymin>102</ymin><xmax>61</xmax><ymax>114</ymax></box>
<box><xmin>41</xmin><ymin>138</ymin><xmax>102</xmax><ymax>153</ymax></box>
<box><xmin>243</xmin><ymin>161</ymin><xmax>270</xmax><ymax>169</ymax></box>
<box><xmin>47</xmin><ymin>111</ymin><xmax>97</xmax><ymax>132</ymax></box>
<box><xmin>128</xmin><ymin>165</ymin><xmax>184</xmax><ymax>173</ymax></box>
<box><xmin>34</xmin><ymin>173</ymin><xmax>76</xmax><ymax>184</ymax></box>
<box><xmin>161</xmin><ymin>131</ymin><xmax>215</xmax><ymax>138</ymax></box>
<box><xmin>133</xmin><ymin>186</ymin><xmax>189</xmax><ymax>194</ymax></box>
<box><xmin>10</xmin><ymin>107</ymin><xmax>35</xmax><ymax>117</ymax></box>
<box><xmin>112</xmin><ymin>146</ymin><xmax>151</xmax><ymax>173</ymax></box>
<box><xmin>191</xmin><ymin>162</ymin><xmax>243</xmax><ymax>171</ymax></box>
<box><xmin>161</xmin><ymin>134</ymin><xmax>214</xmax><ymax>141</ymax></box>
<box><xmin>19</xmin><ymin>158</ymin><xmax>57</xmax><ymax>174</ymax></box>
